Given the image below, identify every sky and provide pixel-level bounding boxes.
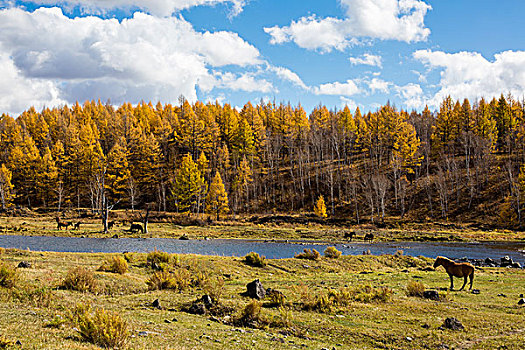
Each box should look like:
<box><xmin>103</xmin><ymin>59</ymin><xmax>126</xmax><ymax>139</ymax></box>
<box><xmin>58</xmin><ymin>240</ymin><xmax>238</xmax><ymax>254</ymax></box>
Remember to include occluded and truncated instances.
<box><xmin>0</xmin><ymin>0</ymin><xmax>524</xmax><ymax>116</ymax></box>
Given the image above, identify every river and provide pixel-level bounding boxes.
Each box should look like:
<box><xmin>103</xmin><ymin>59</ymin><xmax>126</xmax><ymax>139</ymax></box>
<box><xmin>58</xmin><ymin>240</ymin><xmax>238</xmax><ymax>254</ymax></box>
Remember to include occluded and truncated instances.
<box><xmin>1</xmin><ymin>235</ymin><xmax>524</xmax><ymax>263</ymax></box>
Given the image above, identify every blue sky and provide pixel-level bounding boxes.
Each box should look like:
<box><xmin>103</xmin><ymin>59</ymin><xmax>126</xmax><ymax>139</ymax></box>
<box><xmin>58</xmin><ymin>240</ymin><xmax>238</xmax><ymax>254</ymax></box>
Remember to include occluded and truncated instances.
<box><xmin>1</xmin><ymin>0</ymin><xmax>524</xmax><ymax>115</ymax></box>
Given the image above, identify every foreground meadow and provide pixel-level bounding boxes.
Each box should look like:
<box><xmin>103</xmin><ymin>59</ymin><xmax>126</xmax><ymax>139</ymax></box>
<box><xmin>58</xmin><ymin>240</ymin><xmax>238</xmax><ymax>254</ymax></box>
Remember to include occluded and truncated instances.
<box><xmin>0</xmin><ymin>247</ymin><xmax>523</xmax><ymax>349</ymax></box>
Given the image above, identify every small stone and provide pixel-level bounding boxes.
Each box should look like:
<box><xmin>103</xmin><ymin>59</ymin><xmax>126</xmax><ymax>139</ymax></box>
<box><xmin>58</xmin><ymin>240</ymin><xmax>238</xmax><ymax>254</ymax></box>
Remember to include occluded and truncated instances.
<box><xmin>497</xmin><ymin>293</ymin><xmax>506</xmax><ymax>297</ymax></box>
<box><xmin>152</xmin><ymin>299</ymin><xmax>161</xmax><ymax>309</ymax></box>
<box><xmin>471</xmin><ymin>289</ymin><xmax>480</xmax><ymax>294</ymax></box>
<box><xmin>164</xmin><ymin>319</ymin><xmax>171</xmax><ymax>324</ymax></box>
<box><xmin>511</xmin><ymin>262</ymin><xmax>521</xmax><ymax>268</ymax></box>
<box><xmin>172</xmin><ymin>318</ymin><xmax>178</xmax><ymax>322</ymax></box>
<box><xmin>406</xmin><ymin>337</ymin><xmax>413</xmax><ymax>341</ymax></box>
<box><xmin>421</xmin><ymin>324</ymin><xmax>430</xmax><ymax>329</ymax></box>
<box><xmin>518</xmin><ymin>298</ymin><xmax>525</xmax><ymax>305</ymax></box>
<box><xmin>112</xmin><ymin>234</ymin><xmax>119</xmax><ymax>239</ymax></box>
<box><xmin>500</xmin><ymin>256</ymin><xmax>513</xmax><ymax>267</ymax></box>
<box><xmin>423</xmin><ymin>290</ymin><xmax>440</xmax><ymax>301</ymax></box>
<box><xmin>520</xmin><ymin>294</ymin><xmax>524</xmax><ymax>298</ymax></box>
<box><xmin>15</xmin><ymin>340</ymin><xmax>22</xmax><ymax>346</ymax></box>
<box><xmin>442</xmin><ymin>317</ymin><xmax>464</xmax><ymax>331</ymax></box>
<box><xmin>138</xmin><ymin>331</ymin><xmax>148</xmax><ymax>337</ymax></box>
<box><xmin>17</xmin><ymin>261</ymin><xmax>31</xmax><ymax>268</ymax></box>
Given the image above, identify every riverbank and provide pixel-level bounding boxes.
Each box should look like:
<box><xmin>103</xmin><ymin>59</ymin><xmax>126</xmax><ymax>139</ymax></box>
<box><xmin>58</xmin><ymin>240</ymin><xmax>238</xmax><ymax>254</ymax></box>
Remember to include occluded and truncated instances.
<box><xmin>0</xmin><ymin>248</ymin><xmax>524</xmax><ymax>349</ymax></box>
<box><xmin>2</xmin><ymin>213</ymin><xmax>525</xmax><ymax>243</ymax></box>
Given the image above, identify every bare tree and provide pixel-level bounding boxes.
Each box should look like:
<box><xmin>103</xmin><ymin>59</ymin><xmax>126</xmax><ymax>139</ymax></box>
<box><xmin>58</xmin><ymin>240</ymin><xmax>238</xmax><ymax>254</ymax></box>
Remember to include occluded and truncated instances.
<box><xmin>128</xmin><ymin>176</ymin><xmax>138</xmax><ymax>212</ymax></box>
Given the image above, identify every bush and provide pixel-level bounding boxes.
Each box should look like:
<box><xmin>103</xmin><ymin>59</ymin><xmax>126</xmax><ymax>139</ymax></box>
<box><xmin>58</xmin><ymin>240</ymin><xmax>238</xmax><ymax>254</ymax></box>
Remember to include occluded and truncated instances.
<box><xmin>234</xmin><ymin>300</ymin><xmax>268</xmax><ymax>328</ymax></box>
<box><xmin>265</xmin><ymin>289</ymin><xmax>285</xmax><ymax>307</ymax></box>
<box><xmin>98</xmin><ymin>256</ymin><xmax>129</xmax><ymax>274</ymax></box>
<box><xmin>295</xmin><ymin>249</ymin><xmax>320</xmax><ymax>261</ymax></box>
<box><xmin>123</xmin><ymin>252</ymin><xmax>135</xmax><ymax>263</ymax></box>
<box><xmin>146</xmin><ymin>271</ymin><xmax>175</xmax><ymax>291</ymax></box>
<box><xmin>203</xmin><ymin>276</ymin><xmax>225</xmax><ymax>304</ymax></box>
<box><xmin>44</xmin><ymin>315</ymin><xmax>66</xmax><ymax>329</ymax></box>
<box><xmin>10</xmin><ymin>285</ymin><xmax>54</xmax><ymax>307</ymax></box>
<box><xmin>0</xmin><ymin>334</ymin><xmax>13</xmax><ymax>348</ymax></box>
<box><xmin>304</xmin><ymin>285</ymin><xmax>393</xmax><ymax>312</ymax></box>
<box><xmin>69</xmin><ymin>303</ymin><xmax>129</xmax><ymax>349</ymax></box>
<box><xmin>0</xmin><ymin>262</ymin><xmax>18</xmax><ymax>288</ymax></box>
<box><xmin>244</xmin><ymin>252</ymin><xmax>266</xmax><ymax>267</ymax></box>
<box><xmin>406</xmin><ymin>281</ymin><xmax>425</xmax><ymax>297</ymax></box>
<box><xmin>61</xmin><ymin>267</ymin><xmax>99</xmax><ymax>293</ymax></box>
<box><xmin>324</xmin><ymin>246</ymin><xmax>342</xmax><ymax>259</ymax></box>
<box><xmin>147</xmin><ymin>250</ymin><xmax>179</xmax><ymax>269</ymax></box>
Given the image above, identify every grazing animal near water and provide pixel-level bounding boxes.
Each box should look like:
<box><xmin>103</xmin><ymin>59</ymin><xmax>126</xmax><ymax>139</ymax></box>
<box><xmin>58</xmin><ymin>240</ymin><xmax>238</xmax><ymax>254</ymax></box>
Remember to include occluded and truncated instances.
<box><xmin>363</xmin><ymin>232</ymin><xmax>374</xmax><ymax>242</ymax></box>
<box><xmin>107</xmin><ymin>221</ymin><xmax>116</xmax><ymax>230</ymax></box>
<box><xmin>344</xmin><ymin>231</ymin><xmax>355</xmax><ymax>240</ymax></box>
<box><xmin>129</xmin><ymin>223</ymin><xmax>143</xmax><ymax>234</ymax></box>
<box><xmin>433</xmin><ymin>256</ymin><xmax>475</xmax><ymax>291</ymax></box>
<box><xmin>56</xmin><ymin>217</ymin><xmax>72</xmax><ymax>230</ymax></box>
<box><xmin>73</xmin><ymin>222</ymin><xmax>81</xmax><ymax>230</ymax></box>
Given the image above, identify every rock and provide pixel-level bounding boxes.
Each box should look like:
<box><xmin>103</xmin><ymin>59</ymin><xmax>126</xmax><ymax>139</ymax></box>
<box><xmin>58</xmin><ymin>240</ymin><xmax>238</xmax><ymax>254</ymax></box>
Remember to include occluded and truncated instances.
<box><xmin>270</xmin><ymin>337</ymin><xmax>285</xmax><ymax>343</ymax></box>
<box><xmin>246</xmin><ymin>279</ymin><xmax>266</xmax><ymax>299</ymax></box>
<box><xmin>484</xmin><ymin>257</ymin><xmax>497</xmax><ymax>266</ymax></box>
<box><xmin>511</xmin><ymin>262</ymin><xmax>522</xmax><ymax>268</ymax></box>
<box><xmin>111</xmin><ymin>234</ymin><xmax>119</xmax><ymax>239</ymax></box>
<box><xmin>423</xmin><ymin>290</ymin><xmax>440</xmax><ymax>301</ymax></box>
<box><xmin>520</xmin><ymin>294</ymin><xmax>524</xmax><ymax>298</ymax></box>
<box><xmin>500</xmin><ymin>256</ymin><xmax>513</xmax><ymax>267</ymax></box>
<box><xmin>152</xmin><ymin>299</ymin><xmax>162</xmax><ymax>309</ymax></box>
<box><xmin>188</xmin><ymin>302</ymin><xmax>207</xmax><ymax>315</ymax></box>
<box><xmin>138</xmin><ymin>331</ymin><xmax>148</xmax><ymax>337</ymax></box>
<box><xmin>406</xmin><ymin>337</ymin><xmax>413</xmax><ymax>341</ymax></box>
<box><xmin>421</xmin><ymin>324</ymin><xmax>430</xmax><ymax>329</ymax></box>
<box><xmin>179</xmin><ymin>235</ymin><xmax>189</xmax><ymax>240</ymax></box>
<box><xmin>17</xmin><ymin>261</ymin><xmax>31</xmax><ymax>268</ymax></box>
<box><xmin>518</xmin><ymin>298</ymin><xmax>525</xmax><ymax>305</ymax></box>
<box><xmin>497</xmin><ymin>293</ymin><xmax>506</xmax><ymax>297</ymax></box>
<box><xmin>442</xmin><ymin>317</ymin><xmax>464</xmax><ymax>331</ymax></box>
<box><xmin>164</xmin><ymin>319</ymin><xmax>171</xmax><ymax>324</ymax></box>
<box><xmin>201</xmin><ymin>295</ymin><xmax>214</xmax><ymax>308</ymax></box>
<box><xmin>15</xmin><ymin>340</ymin><xmax>22</xmax><ymax>346</ymax></box>
<box><xmin>471</xmin><ymin>289</ymin><xmax>480</xmax><ymax>294</ymax></box>
<box><xmin>172</xmin><ymin>318</ymin><xmax>178</xmax><ymax>322</ymax></box>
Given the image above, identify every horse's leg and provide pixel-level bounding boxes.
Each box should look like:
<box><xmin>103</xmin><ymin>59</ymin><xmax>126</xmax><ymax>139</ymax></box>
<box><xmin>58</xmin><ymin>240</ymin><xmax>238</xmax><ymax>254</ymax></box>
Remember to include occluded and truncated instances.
<box><xmin>449</xmin><ymin>274</ymin><xmax>454</xmax><ymax>290</ymax></box>
<box><xmin>469</xmin><ymin>272</ymin><xmax>474</xmax><ymax>290</ymax></box>
<box><xmin>458</xmin><ymin>275</ymin><xmax>467</xmax><ymax>291</ymax></box>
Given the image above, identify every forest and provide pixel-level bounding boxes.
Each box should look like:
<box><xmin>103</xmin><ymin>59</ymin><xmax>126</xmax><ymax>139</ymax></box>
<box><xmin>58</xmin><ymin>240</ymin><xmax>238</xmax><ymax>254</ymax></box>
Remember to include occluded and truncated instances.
<box><xmin>0</xmin><ymin>94</ymin><xmax>525</xmax><ymax>228</ymax></box>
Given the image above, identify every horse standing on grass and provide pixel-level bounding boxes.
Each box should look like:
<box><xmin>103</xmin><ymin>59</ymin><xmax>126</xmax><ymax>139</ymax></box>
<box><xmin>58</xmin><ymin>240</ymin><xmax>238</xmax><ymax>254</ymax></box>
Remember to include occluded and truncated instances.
<box><xmin>433</xmin><ymin>256</ymin><xmax>474</xmax><ymax>291</ymax></box>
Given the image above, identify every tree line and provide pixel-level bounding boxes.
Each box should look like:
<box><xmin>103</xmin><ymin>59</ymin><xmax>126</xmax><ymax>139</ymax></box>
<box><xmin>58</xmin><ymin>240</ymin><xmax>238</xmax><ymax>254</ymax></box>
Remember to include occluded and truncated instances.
<box><xmin>1</xmin><ymin>95</ymin><xmax>525</xmax><ymax>227</ymax></box>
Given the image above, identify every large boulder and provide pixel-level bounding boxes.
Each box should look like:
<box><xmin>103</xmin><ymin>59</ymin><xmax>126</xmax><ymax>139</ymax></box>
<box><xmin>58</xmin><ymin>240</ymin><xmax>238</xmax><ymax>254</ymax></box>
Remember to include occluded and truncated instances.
<box><xmin>246</xmin><ymin>279</ymin><xmax>266</xmax><ymax>299</ymax></box>
<box><xmin>17</xmin><ymin>261</ymin><xmax>31</xmax><ymax>268</ymax></box>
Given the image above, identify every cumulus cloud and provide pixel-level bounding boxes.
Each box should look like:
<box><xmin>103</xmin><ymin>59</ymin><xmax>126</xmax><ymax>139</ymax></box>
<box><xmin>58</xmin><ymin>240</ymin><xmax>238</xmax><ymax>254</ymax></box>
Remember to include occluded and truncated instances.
<box><xmin>0</xmin><ymin>7</ymin><xmax>263</xmax><ymax>114</ymax></box>
<box><xmin>349</xmin><ymin>53</ymin><xmax>382</xmax><ymax>68</ymax></box>
<box><xmin>313</xmin><ymin>79</ymin><xmax>360</xmax><ymax>96</ymax></box>
<box><xmin>414</xmin><ymin>49</ymin><xmax>525</xmax><ymax>106</ymax></box>
<box><xmin>368</xmin><ymin>78</ymin><xmax>390</xmax><ymax>93</ymax></box>
<box><xmin>264</xmin><ymin>0</ymin><xmax>431</xmax><ymax>52</ymax></box>
<box><xmin>268</xmin><ymin>65</ymin><xmax>308</xmax><ymax>90</ymax></box>
<box><xmin>395</xmin><ymin>83</ymin><xmax>423</xmax><ymax>109</ymax></box>
<box><xmin>8</xmin><ymin>0</ymin><xmax>246</xmax><ymax>17</ymax></box>
<box><xmin>213</xmin><ymin>72</ymin><xmax>274</xmax><ymax>93</ymax></box>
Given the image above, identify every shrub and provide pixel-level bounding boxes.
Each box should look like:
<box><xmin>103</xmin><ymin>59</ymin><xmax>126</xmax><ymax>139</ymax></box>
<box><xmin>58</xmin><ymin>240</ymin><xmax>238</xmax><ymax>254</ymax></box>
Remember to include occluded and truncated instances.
<box><xmin>147</xmin><ymin>250</ymin><xmax>178</xmax><ymax>269</ymax></box>
<box><xmin>0</xmin><ymin>247</ymin><xmax>5</xmax><ymax>255</ymax></box>
<box><xmin>295</xmin><ymin>249</ymin><xmax>320</xmax><ymax>261</ymax></box>
<box><xmin>123</xmin><ymin>252</ymin><xmax>135</xmax><ymax>263</ymax></box>
<box><xmin>61</xmin><ymin>267</ymin><xmax>99</xmax><ymax>293</ymax></box>
<box><xmin>44</xmin><ymin>315</ymin><xmax>66</xmax><ymax>329</ymax></box>
<box><xmin>203</xmin><ymin>276</ymin><xmax>225</xmax><ymax>303</ymax></box>
<box><xmin>265</xmin><ymin>289</ymin><xmax>285</xmax><ymax>307</ymax></box>
<box><xmin>146</xmin><ymin>271</ymin><xmax>175</xmax><ymax>291</ymax></box>
<box><xmin>98</xmin><ymin>256</ymin><xmax>129</xmax><ymax>274</ymax></box>
<box><xmin>324</xmin><ymin>246</ymin><xmax>342</xmax><ymax>259</ymax></box>
<box><xmin>0</xmin><ymin>262</ymin><xmax>17</xmax><ymax>288</ymax></box>
<box><xmin>234</xmin><ymin>300</ymin><xmax>268</xmax><ymax>328</ymax></box>
<box><xmin>0</xmin><ymin>334</ymin><xmax>13</xmax><ymax>348</ymax></box>
<box><xmin>69</xmin><ymin>303</ymin><xmax>129</xmax><ymax>349</ymax></box>
<box><xmin>406</xmin><ymin>281</ymin><xmax>425</xmax><ymax>297</ymax></box>
<box><xmin>304</xmin><ymin>285</ymin><xmax>393</xmax><ymax>312</ymax></box>
<box><xmin>244</xmin><ymin>252</ymin><xmax>266</xmax><ymax>267</ymax></box>
<box><xmin>10</xmin><ymin>285</ymin><xmax>54</xmax><ymax>307</ymax></box>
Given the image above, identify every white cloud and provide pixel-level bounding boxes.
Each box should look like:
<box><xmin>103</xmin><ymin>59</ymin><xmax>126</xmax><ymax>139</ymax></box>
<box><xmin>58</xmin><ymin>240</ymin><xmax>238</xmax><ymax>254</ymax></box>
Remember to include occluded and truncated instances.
<box><xmin>313</xmin><ymin>79</ymin><xmax>360</xmax><ymax>96</ymax></box>
<box><xmin>368</xmin><ymin>78</ymin><xmax>390</xmax><ymax>93</ymax></box>
<box><xmin>414</xmin><ymin>49</ymin><xmax>525</xmax><ymax>106</ymax></box>
<box><xmin>349</xmin><ymin>53</ymin><xmax>382</xmax><ymax>68</ymax></box>
<box><xmin>265</xmin><ymin>0</ymin><xmax>431</xmax><ymax>52</ymax></box>
<box><xmin>0</xmin><ymin>7</ymin><xmax>262</xmax><ymax>114</ymax></box>
<box><xmin>340</xmin><ymin>96</ymin><xmax>358</xmax><ymax>111</ymax></box>
<box><xmin>11</xmin><ymin>0</ymin><xmax>246</xmax><ymax>17</ymax></box>
<box><xmin>213</xmin><ymin>72</ymin><xmax>274</xmax><ymax>93</ymax></box>
<box><xmin>268</xmin><ymin>66</ymin><xmax>308</xmax><ymax>90</ymax></box>
<box><xmin>395</xmin><ymin>83</ymin><xmax>423</xmax><ymax>109</ymax></box>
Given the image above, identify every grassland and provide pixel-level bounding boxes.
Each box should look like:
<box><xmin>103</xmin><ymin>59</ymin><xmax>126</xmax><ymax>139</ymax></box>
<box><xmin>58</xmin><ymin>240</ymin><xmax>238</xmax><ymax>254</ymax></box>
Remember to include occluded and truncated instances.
<box><xmin>0</xmin><ymin>247</ymin><xmax>524</xmax><ymax>349</ymax></box>
<box><xmin>1</xmin><ymin>211</ymin><xmax>525</xmax><ymax>242</ymax></box>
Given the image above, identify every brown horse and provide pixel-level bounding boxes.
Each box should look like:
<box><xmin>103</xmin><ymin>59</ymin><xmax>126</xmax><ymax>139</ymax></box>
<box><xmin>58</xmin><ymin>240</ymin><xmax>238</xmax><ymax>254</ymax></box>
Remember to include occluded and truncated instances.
<box><xmin>433</xmin><ymin>256</ymin><xmax>474</xmax><ymax>291</ymax></box>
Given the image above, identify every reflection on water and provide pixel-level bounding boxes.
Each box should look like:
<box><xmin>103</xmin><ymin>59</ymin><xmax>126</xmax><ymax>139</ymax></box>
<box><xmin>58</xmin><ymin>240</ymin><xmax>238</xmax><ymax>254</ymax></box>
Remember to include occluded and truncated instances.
<box><xmin>0</xmin><ymin>235</ymin><xmax>524</xmax><ymax>263</ymax></box>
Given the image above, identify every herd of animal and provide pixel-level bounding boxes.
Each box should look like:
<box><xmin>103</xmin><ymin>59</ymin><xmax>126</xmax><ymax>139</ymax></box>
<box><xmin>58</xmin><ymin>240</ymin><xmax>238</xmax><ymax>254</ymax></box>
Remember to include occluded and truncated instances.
<box><xmin>55</xmin><ymin>217</ymin><xmax>144</xmax><ymax>233</ymax></box>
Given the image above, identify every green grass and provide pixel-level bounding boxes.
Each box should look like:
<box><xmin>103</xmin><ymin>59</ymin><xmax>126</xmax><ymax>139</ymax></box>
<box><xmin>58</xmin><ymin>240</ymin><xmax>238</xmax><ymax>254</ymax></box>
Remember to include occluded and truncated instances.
<box><xmin>0</xmin><ymin>248</ymin><xmax>523</xmax><ymax>349</ymax></box>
